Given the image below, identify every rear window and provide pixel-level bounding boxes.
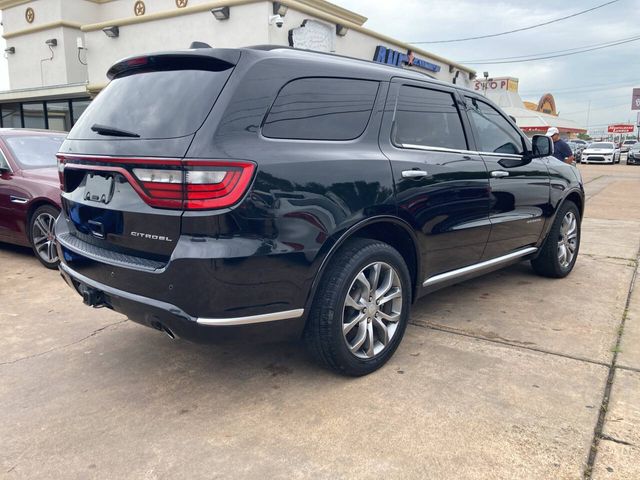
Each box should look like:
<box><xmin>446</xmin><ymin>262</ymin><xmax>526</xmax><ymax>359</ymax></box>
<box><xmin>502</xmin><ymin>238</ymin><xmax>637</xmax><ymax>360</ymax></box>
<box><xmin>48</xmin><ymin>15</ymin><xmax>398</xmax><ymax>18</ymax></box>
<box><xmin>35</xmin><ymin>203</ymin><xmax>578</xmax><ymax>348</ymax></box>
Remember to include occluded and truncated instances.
<box><xmin>262</xmin><ymin>77</ymin><xmax>379</xmax><ymax>141</ymax></box>
<box><xmin>69</xmin><ymin>69</ymin><xmax>232</xmax><ymax>140</ymax></box>
<box><xmin>5</xmin><ymin>135</ymin><xmax>65</xmax><ymax>169</ymax></box>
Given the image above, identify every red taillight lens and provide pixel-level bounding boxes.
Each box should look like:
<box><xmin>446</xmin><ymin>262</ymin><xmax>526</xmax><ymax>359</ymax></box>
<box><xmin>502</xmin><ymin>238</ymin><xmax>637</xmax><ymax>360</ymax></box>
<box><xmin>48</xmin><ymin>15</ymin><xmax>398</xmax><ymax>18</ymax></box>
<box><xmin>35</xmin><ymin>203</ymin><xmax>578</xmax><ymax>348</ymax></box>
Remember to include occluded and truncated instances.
<box><xmin>59</xmin><ymin>156</ymin><xmax>255</xmax><ymax>210</ymax></box>
<box><xmin>184</xmin><ymin>161</ymin><xmax>255</xmax><ymax>210</ymax></box>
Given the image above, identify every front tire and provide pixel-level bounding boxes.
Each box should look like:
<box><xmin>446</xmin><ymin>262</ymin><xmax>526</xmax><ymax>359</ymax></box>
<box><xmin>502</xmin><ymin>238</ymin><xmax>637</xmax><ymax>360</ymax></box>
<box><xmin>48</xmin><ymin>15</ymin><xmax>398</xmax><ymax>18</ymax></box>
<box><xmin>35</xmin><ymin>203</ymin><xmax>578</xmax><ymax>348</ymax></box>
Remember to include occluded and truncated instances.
<box><xmin>304</xmin><ymin>238</ymin><xmax>412</xmax><ymax>376</ymax></box>
<box><xmin>531</xmin><ymin>201</ymin><xmax>580</xmax><ymax>278</ymax></box>
<box><xmin>29</xmin><ymin>204</ymin><xmax>60</xmax><ymax>269</ymax></box>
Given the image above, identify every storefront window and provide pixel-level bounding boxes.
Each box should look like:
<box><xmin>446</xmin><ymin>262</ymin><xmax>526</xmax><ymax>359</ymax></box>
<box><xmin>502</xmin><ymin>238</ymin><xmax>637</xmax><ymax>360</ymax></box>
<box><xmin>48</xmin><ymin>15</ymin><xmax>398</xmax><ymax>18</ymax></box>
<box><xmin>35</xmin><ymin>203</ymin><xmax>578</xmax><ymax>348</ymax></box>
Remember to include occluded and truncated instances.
<box><xmin>47</xmin><ymin>101</ymin><xmax>72</xmax><ymax>131</ymax></box>
<box><xmin>1</xmin><ymin>103</ymin><xmax>22</xmax><ymax>128</ymax></box>
<box><xmin>72</xmin><ymin>100</ymin><xmax>90</xmax><ymax>124</ymax></box>
<box><xmin>22</xmin><ymin>103</ymin><xmax>46</xmax><ymax>129</ymax></box>
<box><xmin>0</xmin><ymin>97</ymin><xmax>91</xmax><ymax>130</ymax></box>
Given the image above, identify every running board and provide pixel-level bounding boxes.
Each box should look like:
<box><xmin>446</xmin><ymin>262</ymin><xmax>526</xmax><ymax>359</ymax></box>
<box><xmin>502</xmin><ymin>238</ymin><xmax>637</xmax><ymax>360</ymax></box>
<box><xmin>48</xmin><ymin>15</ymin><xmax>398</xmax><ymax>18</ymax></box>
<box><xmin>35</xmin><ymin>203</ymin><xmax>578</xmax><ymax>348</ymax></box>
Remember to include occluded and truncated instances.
<box><xmin>423</xmin><ymin>247</ymin><xmax>538</xmax><ymax>288</ymax></box>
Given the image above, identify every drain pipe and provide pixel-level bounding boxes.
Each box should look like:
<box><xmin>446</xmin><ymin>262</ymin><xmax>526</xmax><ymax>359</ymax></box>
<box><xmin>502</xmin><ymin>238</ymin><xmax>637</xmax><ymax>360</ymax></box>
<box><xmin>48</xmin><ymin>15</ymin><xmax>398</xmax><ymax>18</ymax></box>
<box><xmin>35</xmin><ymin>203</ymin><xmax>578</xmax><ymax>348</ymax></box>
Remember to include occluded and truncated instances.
<box><xmin>40</xmin><ymin>38</ymin><xmax>57</xmax><ymax>86</ymax></box>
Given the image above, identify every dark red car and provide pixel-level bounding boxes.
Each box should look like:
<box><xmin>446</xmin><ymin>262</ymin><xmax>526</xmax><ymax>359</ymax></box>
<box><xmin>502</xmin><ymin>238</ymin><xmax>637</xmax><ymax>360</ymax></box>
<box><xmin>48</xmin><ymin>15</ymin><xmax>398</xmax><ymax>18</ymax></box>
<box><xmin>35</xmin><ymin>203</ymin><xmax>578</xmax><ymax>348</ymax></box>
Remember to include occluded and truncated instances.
<box><xmin>0</xmin><ymin>129</ymin><xmax>66</xmax><ymax>268</ymax></box>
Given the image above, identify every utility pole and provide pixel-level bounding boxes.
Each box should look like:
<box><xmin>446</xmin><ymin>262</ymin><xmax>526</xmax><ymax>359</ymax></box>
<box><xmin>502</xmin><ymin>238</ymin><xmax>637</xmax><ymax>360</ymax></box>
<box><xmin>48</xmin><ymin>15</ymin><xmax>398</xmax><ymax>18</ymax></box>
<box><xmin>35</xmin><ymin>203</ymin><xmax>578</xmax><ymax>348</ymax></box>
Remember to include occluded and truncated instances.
<box><xmin>585</xmin><ymin>100</ymin><xmax>591</xmax><ymax>131</ymax></box>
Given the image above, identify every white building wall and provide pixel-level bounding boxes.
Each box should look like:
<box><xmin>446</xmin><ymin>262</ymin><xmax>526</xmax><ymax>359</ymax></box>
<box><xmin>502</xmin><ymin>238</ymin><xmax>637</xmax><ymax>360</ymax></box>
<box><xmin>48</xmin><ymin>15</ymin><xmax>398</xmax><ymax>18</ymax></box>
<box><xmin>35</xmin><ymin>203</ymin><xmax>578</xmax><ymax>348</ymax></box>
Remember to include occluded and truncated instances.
<box><xmin>84</xmin><ymin>2</ymin><xmax>271</xmax><ymax>86</ymax></box>
<box><xmin>3</xmin><ymin>0</ymin><xmax>92</xmax><ymax>89</ymax></box>
<box><xmin>6</xmin><ymin>27</ymin><xmax>69</xmax><ymax>88</ymax></box>
<box><xmin>267</xmin><ymin>8</ymin><xmax>460</xmax><ymax>85</ymax></box>
<box><xmin>0</xmin><ymin>0</ymin><xmax>473</xmax><ymax>93</ymax></box>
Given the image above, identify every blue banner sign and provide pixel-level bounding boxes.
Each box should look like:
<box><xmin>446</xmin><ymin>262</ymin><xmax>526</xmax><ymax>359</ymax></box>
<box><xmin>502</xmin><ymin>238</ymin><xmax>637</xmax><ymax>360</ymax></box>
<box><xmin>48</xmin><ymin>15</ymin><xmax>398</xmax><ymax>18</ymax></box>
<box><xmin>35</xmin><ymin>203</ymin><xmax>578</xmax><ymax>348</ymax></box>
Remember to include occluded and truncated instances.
<box><xmin>373</xmin><ymin>46</ymin><xmax>441</xmax><ymax>73</ymax></box>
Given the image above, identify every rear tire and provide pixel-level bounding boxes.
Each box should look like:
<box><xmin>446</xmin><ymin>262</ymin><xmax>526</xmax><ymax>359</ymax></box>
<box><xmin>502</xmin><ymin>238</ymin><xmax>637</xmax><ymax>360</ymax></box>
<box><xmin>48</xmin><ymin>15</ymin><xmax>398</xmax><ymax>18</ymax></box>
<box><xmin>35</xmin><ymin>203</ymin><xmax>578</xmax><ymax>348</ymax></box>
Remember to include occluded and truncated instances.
<box><xmin>531</xmin><ymin>201</ymin><xmax>580</xmax><ymax>278</ymax></box>
<box><xmin>29</xmin><ymin>204</ymin><xmax>60</xmax><ymax>269</ymax></box>
<box><xmin>304</xmin><ymin>238</ymin><xmax>412</xmax><ymax>376</ymax></box>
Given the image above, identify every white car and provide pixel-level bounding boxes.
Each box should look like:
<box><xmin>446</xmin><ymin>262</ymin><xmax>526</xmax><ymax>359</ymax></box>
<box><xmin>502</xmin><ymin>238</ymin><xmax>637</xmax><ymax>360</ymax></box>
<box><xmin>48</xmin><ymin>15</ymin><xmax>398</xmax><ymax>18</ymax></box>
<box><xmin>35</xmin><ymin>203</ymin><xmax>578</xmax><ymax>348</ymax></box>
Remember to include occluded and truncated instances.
<box><xmin>621</xmin><ymin>139</ymin><xmax>637</xmax><ymax>153</ymax></box>
<box><xmin>581</xmin><ymin>142</ymin><xmax>620</xmax><ymax>164</ymax></box>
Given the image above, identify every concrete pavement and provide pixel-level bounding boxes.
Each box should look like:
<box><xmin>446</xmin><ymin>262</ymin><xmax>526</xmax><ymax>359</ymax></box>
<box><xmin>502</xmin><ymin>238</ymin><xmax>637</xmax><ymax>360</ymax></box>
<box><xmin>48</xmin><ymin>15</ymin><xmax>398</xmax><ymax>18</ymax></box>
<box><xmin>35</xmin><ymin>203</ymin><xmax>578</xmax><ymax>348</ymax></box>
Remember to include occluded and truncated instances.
<box><xmin>1</xmin><ymin>164</ymin><xmax>640</xmax><ymax>479</ymax></box>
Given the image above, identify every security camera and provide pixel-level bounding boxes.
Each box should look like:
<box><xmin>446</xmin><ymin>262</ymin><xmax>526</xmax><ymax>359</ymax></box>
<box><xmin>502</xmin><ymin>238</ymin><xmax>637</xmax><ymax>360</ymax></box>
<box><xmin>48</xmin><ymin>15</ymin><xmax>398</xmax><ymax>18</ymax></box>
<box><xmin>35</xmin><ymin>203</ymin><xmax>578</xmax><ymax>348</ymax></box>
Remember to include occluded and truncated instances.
<box><xmin>269</xmin><ymin>14</ymin><xmax>284</xmax><ymax>28</ymax></box>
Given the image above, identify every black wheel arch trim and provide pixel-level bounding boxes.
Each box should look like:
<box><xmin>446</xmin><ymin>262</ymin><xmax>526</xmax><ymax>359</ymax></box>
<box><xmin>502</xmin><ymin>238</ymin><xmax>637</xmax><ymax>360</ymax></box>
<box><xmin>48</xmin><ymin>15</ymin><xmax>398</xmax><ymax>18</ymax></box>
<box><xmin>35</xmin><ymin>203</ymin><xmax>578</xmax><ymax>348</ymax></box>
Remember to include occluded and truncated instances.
<box><xmin>538</xmin><ymin>187</ymin><xmax>584</xmax><ymax>251</ymax></box>
<box><xmin>302</xmin><ymin>215</ymin><xmax>421</xmax><ymax>322</ymax></box>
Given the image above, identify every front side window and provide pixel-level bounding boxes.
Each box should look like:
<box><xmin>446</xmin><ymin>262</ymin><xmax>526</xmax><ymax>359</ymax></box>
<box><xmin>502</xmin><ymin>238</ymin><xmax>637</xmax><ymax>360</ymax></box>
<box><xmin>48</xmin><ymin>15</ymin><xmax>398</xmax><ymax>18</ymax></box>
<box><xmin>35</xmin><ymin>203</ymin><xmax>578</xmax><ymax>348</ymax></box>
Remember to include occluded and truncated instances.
<box><xmin>393</xmin><ymin>85</ymin><xmax>467</xmax><ymax>150</ymax></box>
<box><xmin>465</xmin><ymin>97</ymin><xmax>524</xmax><ymax>155</ymax></box>
<box><xmin>262</xmin><ymin>77</ymin><xmax>379</xmax><ymax>141</ymax></box>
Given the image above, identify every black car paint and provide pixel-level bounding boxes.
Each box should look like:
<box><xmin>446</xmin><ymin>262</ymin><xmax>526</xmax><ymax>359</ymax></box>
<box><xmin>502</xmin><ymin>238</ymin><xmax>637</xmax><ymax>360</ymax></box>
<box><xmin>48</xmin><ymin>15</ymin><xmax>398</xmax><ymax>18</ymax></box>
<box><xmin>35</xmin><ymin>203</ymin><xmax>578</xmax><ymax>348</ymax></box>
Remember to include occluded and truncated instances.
<box><xmin>56</xmin><ymin>47</ymin><xmax>584</xmax><ymax>343</ymax></box>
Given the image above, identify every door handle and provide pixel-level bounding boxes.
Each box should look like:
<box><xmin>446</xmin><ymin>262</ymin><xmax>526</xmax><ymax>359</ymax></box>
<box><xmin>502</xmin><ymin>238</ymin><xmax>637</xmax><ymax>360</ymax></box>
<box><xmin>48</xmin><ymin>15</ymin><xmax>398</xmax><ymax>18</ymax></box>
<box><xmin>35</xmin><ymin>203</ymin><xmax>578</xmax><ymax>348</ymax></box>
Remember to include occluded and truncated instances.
<box><xmin>491</xmin><ymin>170</ymin><xmax>509</xmax><ymax>178</ymax></box>
<box><xmin>402</xmin><ymin>169</ymin><xmax>428</xmax><ymax>179</ymax></box>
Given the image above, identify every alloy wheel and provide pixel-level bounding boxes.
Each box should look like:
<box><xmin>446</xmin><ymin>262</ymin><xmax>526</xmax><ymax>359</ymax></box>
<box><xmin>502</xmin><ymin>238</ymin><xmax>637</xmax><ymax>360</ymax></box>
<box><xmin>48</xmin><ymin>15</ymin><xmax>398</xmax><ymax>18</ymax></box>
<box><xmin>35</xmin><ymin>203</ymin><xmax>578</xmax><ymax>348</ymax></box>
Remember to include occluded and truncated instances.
<box><xmin>342</xmin><ymin>262</ymin><xmax>403</xmax><ymax>359</ymax></box>
<box><xmin>32</xmin><ymin>212</ymin><xmax>58</xmax><ymax>265</ymax></box>
<box><xmin>557</xmin><ymin>211</ymin><xmax>578</xmax><ymax>268</ymax></box>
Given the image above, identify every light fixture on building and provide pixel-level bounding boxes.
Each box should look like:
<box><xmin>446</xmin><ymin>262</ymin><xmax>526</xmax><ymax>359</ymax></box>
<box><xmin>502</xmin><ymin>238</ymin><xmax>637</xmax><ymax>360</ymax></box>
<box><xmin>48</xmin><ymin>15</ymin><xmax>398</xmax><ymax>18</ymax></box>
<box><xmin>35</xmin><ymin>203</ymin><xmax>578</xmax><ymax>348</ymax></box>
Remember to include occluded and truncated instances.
<box><xmin>102</xmin><ymin>26</ymin><xmax>120</xmax><ymax>38</ymax></box>
<box><xmin>45</xmin><ymin>38</ymin><xmax>57</xmax><ymax>47</ymax></box>
<box><xmin>4</xmin><ymin>46</ymin><xmax>15</xmax><ymax>54</ymax></box>
<box><xmin>336</xmin><ymin>24</ymin><xmax>348</xmax><ymax>36</ymax></box>
<box><xmin>211</xmin><ymin>6</ymin><xmax>230</xmax><ymax>20</ymax></box>
<box><xmin>273</xmin><ymin>2</ymin><xmax>288</xmax><ymax>16</ymax></box>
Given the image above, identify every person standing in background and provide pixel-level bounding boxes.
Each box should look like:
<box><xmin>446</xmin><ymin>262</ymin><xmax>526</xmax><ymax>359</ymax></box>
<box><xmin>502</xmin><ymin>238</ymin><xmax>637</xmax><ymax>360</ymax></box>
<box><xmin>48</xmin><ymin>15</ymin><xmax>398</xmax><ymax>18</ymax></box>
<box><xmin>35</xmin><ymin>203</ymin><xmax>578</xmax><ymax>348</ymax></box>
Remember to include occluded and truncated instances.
<box><xmin>546</xmin><ymin>127</ymin><xmax>575</xmax><ymax>165</ymax></box>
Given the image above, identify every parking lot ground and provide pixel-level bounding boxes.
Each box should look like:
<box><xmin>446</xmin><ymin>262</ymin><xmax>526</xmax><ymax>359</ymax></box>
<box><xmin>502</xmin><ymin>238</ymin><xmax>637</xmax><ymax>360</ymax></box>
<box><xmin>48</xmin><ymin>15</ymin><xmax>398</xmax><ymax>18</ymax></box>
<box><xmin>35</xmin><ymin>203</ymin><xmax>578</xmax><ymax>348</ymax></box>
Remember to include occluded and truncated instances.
<box><xmin>1</xmin><ymin>164</ymin><xmax>640</xmax><ymax>479</ymax></box>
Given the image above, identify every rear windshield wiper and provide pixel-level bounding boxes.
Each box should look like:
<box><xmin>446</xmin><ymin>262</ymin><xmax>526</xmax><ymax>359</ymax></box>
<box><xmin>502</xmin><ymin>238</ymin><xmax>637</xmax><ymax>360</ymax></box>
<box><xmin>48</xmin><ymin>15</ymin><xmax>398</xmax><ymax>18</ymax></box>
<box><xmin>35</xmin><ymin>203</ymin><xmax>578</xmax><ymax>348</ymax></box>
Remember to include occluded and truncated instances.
<box><xmin>91</xmin><ymin>123</ymin><xmax>140</xmax><ymax>138</ymax></box>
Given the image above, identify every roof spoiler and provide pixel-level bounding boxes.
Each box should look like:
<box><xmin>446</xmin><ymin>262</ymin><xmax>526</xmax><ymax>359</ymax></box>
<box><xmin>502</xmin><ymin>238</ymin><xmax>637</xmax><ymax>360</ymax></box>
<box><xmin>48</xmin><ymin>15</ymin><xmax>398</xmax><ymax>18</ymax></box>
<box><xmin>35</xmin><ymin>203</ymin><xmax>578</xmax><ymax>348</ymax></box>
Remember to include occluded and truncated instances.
<box><xmin>190</xmin><ymin>41</ymin><xmax>211</xmax><ymax>49</ymax></box>
<box><xmin>107</xmin><ymin>49</ymin><xmax>240</xmax><ymax>80</ymax></box>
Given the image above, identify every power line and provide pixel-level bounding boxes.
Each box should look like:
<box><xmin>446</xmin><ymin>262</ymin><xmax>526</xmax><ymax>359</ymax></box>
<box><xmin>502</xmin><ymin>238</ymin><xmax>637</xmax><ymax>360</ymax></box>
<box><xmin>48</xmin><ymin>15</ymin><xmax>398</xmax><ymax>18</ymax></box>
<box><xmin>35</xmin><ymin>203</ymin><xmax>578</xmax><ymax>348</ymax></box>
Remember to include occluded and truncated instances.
<box><xmin>459</xmin><ymin>34</ymin><xmax>640</xmax><ymax>63</ymax></box>
<box><xmin>409</xmin><ymin>0</ymin><xmax>620</xmax><ymax>44</ymax></box>
<box><xmin>520</xmin><ymin>80</ymin><xmax>639</xmax><ymax>97</ymax></box>
<box><xmin>464</xmin><ymin>34</ymin><xmax>640</xmax><ymax>64</ymax></box>
<box><xmin>561</xmin><ymin>101</ymin><xmax>630</xmax><ymax>116</ymax></box>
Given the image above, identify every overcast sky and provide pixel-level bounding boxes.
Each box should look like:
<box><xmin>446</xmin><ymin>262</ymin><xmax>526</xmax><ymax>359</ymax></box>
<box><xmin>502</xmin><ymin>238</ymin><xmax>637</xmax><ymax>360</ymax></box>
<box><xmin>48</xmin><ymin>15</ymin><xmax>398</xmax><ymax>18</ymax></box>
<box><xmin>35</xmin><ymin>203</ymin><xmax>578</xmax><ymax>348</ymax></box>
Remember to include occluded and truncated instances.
<box><xmin>340</xmin><ymin>0</ymin><xmax>640</xmax><ymax>134</ymax></box>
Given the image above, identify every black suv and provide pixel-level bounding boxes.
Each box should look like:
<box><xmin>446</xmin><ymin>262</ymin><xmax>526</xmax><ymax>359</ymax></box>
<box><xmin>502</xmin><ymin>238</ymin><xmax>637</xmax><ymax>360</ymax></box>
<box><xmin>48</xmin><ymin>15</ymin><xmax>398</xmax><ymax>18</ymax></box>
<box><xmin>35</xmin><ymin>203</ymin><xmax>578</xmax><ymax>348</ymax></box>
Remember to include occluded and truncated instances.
<box><xmin>55</xmin><ymin>46</ymin><xmax>584</xmax><ymax>376</ymax></box>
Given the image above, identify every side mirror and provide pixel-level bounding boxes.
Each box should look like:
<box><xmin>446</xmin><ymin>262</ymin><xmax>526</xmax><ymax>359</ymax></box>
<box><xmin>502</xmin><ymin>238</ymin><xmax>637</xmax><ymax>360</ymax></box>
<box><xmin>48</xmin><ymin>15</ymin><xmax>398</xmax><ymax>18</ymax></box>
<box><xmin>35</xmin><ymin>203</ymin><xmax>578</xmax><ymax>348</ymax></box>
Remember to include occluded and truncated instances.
<box><xmin>530</xmin><ymin>134</ymin><xmax>553</xmax><ymax>159</ymax></box>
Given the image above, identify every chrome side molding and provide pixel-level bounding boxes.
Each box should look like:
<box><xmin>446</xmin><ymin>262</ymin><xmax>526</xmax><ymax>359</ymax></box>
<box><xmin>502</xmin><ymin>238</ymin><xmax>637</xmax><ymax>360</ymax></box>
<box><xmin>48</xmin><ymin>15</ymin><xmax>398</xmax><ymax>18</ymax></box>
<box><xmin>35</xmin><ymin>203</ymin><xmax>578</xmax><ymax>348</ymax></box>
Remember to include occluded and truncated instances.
<box><xmin>423</xmin><ymin>247</ymin><xmax>538</xmax><ymax>288</ymax></box>
<box><xmin>10</xmin><ymin>196</ymin><xmax>28</xmax><ymax>204</ymax></box>
<box><xmin>197</xmin><ymin>309</ymin><xmax>305</xmax><ymax>326</ymax></box>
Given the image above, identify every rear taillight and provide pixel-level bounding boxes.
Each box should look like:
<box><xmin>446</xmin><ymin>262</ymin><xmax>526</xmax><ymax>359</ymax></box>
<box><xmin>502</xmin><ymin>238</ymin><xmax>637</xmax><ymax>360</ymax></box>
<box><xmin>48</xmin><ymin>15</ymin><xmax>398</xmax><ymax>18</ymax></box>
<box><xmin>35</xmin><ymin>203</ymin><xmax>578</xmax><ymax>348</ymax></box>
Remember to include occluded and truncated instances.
<box><xmin>59</xmin><ymin>155</ymin><xmax>255</xmax><ymax>211</ymax></box>
<box><xmin>184</xmin><ymin>161</ymin><xmax>255</xmax><ymax>210</ymax></box>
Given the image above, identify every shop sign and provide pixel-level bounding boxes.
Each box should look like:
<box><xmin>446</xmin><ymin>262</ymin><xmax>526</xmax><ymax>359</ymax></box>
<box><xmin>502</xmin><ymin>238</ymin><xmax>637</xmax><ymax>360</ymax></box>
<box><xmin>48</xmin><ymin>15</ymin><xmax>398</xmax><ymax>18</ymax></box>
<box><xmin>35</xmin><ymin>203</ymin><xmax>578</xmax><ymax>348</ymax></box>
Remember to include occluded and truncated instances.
<box><xmin>607</xmin><ymin>124</ymin><xmax>635</xmax><ymax>134</ymax></box>
<box><xmin>373</xmin><ymin>46</ymin><xmax>441</xmax><ymax>73</ymax></box>
<box><xmin>473</xmin><ymin>78</ymin><xmax>519</xmax><ymax>92</ymax></box>
<box><xmin>632</xmin><ymin>88</ymin><xmax>640</xmax><ymax>111</ymax></box>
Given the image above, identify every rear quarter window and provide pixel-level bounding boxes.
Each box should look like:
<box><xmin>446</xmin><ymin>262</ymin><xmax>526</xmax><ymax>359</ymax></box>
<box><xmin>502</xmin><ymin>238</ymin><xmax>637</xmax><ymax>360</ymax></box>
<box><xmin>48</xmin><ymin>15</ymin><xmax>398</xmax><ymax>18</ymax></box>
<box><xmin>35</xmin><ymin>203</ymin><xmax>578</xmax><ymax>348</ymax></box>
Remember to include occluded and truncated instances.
<box><xmin>262</xmin><ymin>77</ymin><xmax>379</xmax><ymax>141</ymax></box>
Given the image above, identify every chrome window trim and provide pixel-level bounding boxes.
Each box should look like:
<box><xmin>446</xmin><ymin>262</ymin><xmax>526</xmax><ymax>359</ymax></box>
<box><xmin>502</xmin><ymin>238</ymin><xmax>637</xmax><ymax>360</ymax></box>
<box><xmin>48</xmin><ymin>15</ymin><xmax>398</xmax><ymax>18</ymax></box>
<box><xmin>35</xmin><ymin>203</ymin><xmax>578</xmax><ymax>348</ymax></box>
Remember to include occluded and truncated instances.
<box><xmin>423</xmin><ymin>247</ymin><xmax>538</xmax><ymax>287</ymax></box>
<box><xmin>396</xmin><ymin>143</ymin><xmax>524</xmax><ymax>160</ymax></box>
<box><xmin>478</xmin><ymin>151</ymin><xmax>523</xmax><ymax>159</ymax></box>
<box><xmin>398</xmin><ymin>143</ymin><xmax>478</xmax><ymax>156</ymax></box>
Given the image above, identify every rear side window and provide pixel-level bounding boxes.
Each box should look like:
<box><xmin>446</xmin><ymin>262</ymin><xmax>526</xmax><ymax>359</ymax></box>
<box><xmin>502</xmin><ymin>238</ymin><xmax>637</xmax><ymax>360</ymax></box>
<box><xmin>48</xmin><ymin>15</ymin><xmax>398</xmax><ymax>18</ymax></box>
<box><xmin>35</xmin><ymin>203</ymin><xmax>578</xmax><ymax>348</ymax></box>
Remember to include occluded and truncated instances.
<box><xmin>393</xmin><ymin>85</ymin><xmax>467</xmax><ymax>150</ymax></box>
<box><xmin>69</xmin><ymin>69</ymin><xmax>232</xmax><ymax>140</ymax></box>
<box><xmin>262</xmin><ymin>77</ymin><xmax>378</xmax><ymax>141</ymax></box>
<box><xmin>5</xmin><ymin>135</ymin><xmax>65</xmax><ymax>169</ymax></box>
<box><xmin>465</xmin><ymin>97</ymin><xmax>524</xmax><ymax>155</ymax></box>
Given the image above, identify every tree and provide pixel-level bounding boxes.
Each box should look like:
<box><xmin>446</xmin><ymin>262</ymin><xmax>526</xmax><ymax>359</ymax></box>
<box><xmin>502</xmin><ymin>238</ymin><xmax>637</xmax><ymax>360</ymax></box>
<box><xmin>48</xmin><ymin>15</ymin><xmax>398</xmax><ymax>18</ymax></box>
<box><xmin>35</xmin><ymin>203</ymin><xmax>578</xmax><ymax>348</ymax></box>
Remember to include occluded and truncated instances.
<box><xmin>577</xmin><ymin>133</ymin><xmax>591</xmax><ymax>141</ymax></box>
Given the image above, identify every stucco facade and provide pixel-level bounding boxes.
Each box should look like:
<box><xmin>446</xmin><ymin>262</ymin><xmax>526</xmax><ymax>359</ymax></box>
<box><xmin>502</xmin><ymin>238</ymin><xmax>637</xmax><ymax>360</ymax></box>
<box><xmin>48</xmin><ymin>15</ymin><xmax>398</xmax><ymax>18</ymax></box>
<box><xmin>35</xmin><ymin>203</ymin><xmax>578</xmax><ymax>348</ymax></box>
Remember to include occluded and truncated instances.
<box><xmin>0</xmin><ymin>0</ymin><xmax>475</xmax><ymax>130</ymax></box>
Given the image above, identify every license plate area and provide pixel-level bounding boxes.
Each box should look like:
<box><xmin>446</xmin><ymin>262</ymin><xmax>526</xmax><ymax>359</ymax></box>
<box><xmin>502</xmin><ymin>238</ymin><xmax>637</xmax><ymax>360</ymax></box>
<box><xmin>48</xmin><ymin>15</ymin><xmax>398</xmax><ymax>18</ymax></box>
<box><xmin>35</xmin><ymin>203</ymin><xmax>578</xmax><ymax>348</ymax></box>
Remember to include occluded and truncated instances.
<box><xmin>84</xmin><ymin>173</ymin><xmax>115</xmax><ymax>204</ymax></box>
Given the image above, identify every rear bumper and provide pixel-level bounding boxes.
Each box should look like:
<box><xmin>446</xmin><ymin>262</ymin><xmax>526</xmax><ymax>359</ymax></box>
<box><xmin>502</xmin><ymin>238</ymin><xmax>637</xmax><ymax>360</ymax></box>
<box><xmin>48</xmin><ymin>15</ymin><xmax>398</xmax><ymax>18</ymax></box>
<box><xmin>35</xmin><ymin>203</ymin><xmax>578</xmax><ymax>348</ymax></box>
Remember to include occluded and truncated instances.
<box><xmin>59</xmin><ymin>262</ymin><xmax>305</xmax><ymax>343</ymax></box>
